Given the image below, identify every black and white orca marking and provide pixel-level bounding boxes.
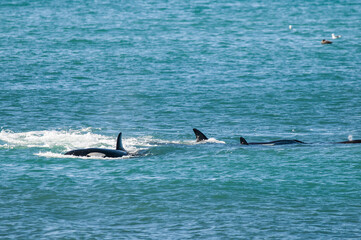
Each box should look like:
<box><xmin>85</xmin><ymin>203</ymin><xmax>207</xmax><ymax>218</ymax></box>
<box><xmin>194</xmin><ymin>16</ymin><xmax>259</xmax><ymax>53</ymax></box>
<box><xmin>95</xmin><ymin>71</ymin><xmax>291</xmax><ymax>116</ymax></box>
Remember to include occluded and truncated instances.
<box><xmin>193</xmin><ymin>128</ymin><xmax>208</xmax><ymax>142</ymax></box>
<box><xmin>64</xmin><ymin>132</ymin><xmax>128</xmax><ymax>158</ymax></box>
<box><xmin>240</xmin><ymin>137</ymin><xmax>305</xmax><ymax>145</ymax></box>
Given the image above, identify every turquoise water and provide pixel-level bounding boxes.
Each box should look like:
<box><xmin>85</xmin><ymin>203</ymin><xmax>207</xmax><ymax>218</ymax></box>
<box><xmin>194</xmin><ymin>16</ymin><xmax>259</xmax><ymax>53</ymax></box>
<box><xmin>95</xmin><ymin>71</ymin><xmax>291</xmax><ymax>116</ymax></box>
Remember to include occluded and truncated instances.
<box><xmin>1</xmin><ymin>0</ymin><xmax>361</xmax><ymax>239</ymax></box>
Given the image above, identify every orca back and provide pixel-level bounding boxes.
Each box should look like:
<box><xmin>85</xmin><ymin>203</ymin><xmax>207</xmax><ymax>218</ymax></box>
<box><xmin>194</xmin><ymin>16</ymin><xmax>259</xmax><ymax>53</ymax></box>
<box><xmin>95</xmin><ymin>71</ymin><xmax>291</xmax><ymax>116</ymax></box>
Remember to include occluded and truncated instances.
<box><xmin>267</xmin><ymin>140</ymin><xmax>305</xmax><ymax>145</ymax></box>
<box><xmin>65</xmin><ymin>148</ymin><xmax>127</xmax><ymax>158</ymax></box>
<box><xmin>240</xmin><ymin>137</ymin><xmax>304</xmax><ymax>145</ymax></box>
<box><xmin>337</xmin><ymin>139</ymin><xmax>361</xmax><ymax>144</ymax></box>
<box><xmin>64</xmin><ymin>131</ymin><xmax>128</xmax><ymax>158</ymax></box>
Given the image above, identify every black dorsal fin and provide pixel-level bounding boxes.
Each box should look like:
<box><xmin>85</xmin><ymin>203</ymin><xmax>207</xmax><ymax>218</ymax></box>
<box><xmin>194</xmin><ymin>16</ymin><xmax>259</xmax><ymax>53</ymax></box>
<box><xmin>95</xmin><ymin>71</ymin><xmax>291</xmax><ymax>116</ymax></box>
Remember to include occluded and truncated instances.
<box><xmin>116</xmin><ymin>132</ymin><xmax>126</xmax><ymax>151</ymax></box>
<box><xmin>193</xmin><ymin>128</ymin><xmax>208</xmax><ymax>142</ymax></box>
<box><xmin>240</xmin><ymin>137</ymin><xmax>249</xmax><ymax>145</ymax></box>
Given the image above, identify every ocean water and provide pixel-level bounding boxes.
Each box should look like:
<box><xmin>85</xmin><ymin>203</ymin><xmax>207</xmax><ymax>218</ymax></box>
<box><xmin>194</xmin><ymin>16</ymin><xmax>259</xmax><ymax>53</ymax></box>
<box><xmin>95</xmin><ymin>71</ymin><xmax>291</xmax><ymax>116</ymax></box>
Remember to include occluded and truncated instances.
<box><xmin>1</xmin><ymin>0</ymin><xmax>361</xmax><ymax>239</ymax></box>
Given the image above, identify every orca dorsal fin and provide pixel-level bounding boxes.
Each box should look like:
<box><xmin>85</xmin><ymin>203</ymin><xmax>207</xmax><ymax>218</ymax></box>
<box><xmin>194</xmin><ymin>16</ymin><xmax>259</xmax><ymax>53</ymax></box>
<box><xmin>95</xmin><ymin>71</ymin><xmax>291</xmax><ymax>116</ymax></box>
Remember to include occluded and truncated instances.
<box><xmin>116</xmin><ymin>132</ymin><xmax>126</xmax><ymax>151</ymax></box>
<box><xmin>240</xmin><ymin>137</ymin><xmax>249</xmax><ymax>145</ymax></box>
<box><xmin>193</xmin><ymin>128</ymin><xmax>208</xmax><ymax>142</ymax></box>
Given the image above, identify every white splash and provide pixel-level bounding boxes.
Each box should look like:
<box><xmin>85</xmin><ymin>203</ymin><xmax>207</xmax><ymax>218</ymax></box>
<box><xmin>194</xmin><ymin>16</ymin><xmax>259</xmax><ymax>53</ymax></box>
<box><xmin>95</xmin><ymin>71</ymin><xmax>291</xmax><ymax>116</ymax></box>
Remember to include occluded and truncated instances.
<box><xmin>204</xmin><ymin>138</ymin><xmax>226</xmax><ymax>144</ymax></box>
<box><xmin>348</xmin><ymin>135</ymin><xmax>353</xmax><ymax>141</ymax></box>
<box><xmin>1</xmin><ymin>128</ymin><xmax>222</xmax><ymax>158</ymax></box>
<box><xmin>0</xmin><ymin>128</ymin><xmax>111</xmax><ymax>150</ymax></box>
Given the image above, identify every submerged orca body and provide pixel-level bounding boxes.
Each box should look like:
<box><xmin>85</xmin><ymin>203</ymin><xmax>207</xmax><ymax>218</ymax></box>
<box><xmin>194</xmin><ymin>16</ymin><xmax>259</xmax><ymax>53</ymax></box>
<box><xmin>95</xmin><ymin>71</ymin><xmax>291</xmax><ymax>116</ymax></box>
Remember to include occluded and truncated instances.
<box><xmin>64</xmin><ymin>132</ymin><xmax>128</xmax><ymax>158</ymax></box>
<box><xmin>336</xmin><ymin>140</ymin><xmax>361</xmax><ymax>144</ymax></box>
<box><xmin>240</xmin><ymin>137</ymin><xmax>305</xmax><ymax>145</ymax></box>
<box><xmin>193</xmin><ymin>128</ymin><xmax>208</xmax><ymax>142</ymax></box>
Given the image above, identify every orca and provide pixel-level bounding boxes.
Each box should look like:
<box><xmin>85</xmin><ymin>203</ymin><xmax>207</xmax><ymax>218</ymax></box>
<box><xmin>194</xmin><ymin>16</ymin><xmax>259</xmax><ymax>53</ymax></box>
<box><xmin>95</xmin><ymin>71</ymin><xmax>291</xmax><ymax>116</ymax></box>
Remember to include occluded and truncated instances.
<box><xmin>193</xmin><ymin>128</ymin><xmax>208</xmax><ymax>142</ymax></box>
<box><xmin>64</xmin><ymin>132</ymin><xmax>128</xmax><ymax>158</ymax></box>
<box><xmin>336</xmin><ymin>139</ymin><xmax>361</xmax><ymax>144</ymax></box>
<box><xmin>240</xmin><ymin>137</ymin><xmax>305</xmax><ymax>145</ymax></box>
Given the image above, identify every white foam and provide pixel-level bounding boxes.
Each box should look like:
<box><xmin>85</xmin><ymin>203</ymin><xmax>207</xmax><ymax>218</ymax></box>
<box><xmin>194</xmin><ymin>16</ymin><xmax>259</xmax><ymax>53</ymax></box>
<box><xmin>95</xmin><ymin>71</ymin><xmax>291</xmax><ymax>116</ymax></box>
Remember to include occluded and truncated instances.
<box><xmin>0</xmin><ymin>143</ymin><xmax>12</xmax><ymax>149</ymax></box>
<box><xmin>0</xmin><ymin>128</ymin><xmax>111</xmax><ymax>150</ymax></box>
<box><xmin>36</xmin><ymin>151</ymin><xmax>69</xmax><ymax>158</ymax></box>
<box><xmin>348</xmin><ymin>135</ymin><xmax>353</xmax><ymax>141</ymax></box>
<box><xmin>199</xmin><ymin>138</ymin><xmax>226</xmax><ymax>144</ymax></box>
<box><xmin>1</xmin><ymin>128</ymin><xmax>219</xmax><ymax>158</ymax></box>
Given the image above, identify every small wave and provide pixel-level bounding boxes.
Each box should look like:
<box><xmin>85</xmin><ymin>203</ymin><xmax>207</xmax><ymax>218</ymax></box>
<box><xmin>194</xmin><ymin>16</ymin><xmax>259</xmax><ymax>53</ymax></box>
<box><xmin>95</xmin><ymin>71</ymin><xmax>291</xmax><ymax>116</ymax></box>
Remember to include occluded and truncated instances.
<box><xmin>0</xmin><ymin>2</ymin><xmax>30</xmax><ymax>7</ymax></box>
<box><xmin>67</xmin><ymin>38</ymin><xmax>95</xmax><ymax>44</ymax></box>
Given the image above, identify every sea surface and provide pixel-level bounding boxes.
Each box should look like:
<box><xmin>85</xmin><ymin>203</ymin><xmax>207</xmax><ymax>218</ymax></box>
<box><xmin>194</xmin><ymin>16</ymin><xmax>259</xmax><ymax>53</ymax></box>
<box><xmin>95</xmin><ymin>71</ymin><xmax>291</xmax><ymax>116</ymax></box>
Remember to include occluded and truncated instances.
<box><xmin>1</xmin><ymin>0</ymin><xmax>361</xmax><ymax>239</ymax></box>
